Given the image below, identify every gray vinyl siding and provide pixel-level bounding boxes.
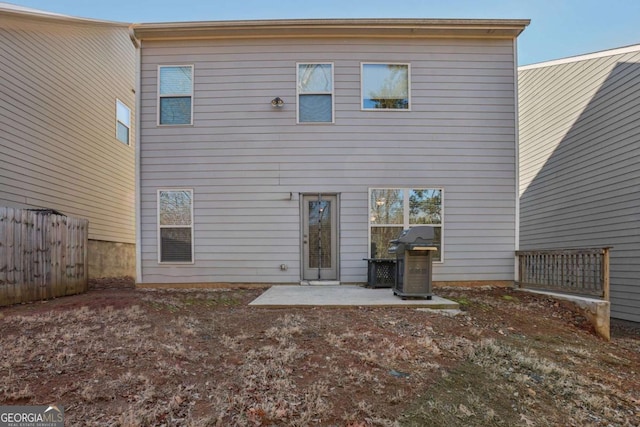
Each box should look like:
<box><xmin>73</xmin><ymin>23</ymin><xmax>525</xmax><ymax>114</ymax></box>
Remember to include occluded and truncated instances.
<box><xmin>518</xmin><ymin>48</ymin><xmax>640</xmax><ymax>322</ymax></box>
<box><xmin>139</xmin><ymin>37</ymin><xmax>518</xmax><ymax>284</ymax></box>
<box><xmin>0</xmin><ymin>12</ymin><xmax>136</xmax><ymax>243</ymax></box>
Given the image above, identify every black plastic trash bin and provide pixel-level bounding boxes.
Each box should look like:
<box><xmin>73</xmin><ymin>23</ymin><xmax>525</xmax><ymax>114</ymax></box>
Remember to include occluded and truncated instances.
<box><xmin>389</xmin><ymin>227</ymin><xmax>437</xmax><ymax>299</ymax></box>
<box><xmin>363</xmin><ymin>258</ymin><xmax>396</xmax><ymax>288</ymax></box>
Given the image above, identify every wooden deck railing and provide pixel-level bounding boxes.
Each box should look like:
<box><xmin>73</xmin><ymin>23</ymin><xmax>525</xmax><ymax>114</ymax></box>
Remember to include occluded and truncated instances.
<box><xmin>516</xmin><ymin>248</ymin><xmax>610</xmax><ymax>300</ymax></box>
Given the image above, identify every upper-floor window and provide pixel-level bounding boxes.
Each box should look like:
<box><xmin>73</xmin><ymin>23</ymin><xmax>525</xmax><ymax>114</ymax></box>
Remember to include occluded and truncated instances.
<box><xmin>361</xmin><ymin>63</ymin><xmax>410</xmax><ymax>110</ymax></box>
<box><xmin>116</xmin><ymin>99</ymin><xmax>131</xmax><ymax>145</ymax></box>
<box><xmin>297</xmin><ymin>63</ymin><xmax>334</xmax><ymax>123</ymax></box>
<box><xmin>158</xmin><ymin>65</ymin><xmax>193</xmax><ymax>125</ymax></box>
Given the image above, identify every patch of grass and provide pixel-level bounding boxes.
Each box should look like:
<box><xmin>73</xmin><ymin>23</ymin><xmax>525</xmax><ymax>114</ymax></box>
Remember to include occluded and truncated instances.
<box><xmin>448</xmin><ymin>296</ymin><xmax>472</xmax><ymax>307</ymax></box>
<box><xmin>501</xmin><ymin>295</ymin><xmax>520</xmax><ymax>302</ymax></box>
<box><xmin>145</xmin><ymin>299</ymin><xmax>182</xmax><ymax>312</ymax></box>
<box><xmin>598</xmin><ymin>352</ymin><xmax>634</xmax><ymax>369</ymax></box>
<box><xmin>1</xmin><ymin>287</ymin><xmax>637</xmax><ymax>426</ymax></box>
<box><xmin>182</xmin><ymin>294</ymin><xmax>241</xmax><ymax>307</ymax></box>
<box><xmin>403</xmin><ymin>338</ymin><xmax>634</xmax><ymax>427</ymax></box>
<box><xmin>531</xmin><ymin>334</ymin><xmax>566</xmax><ymax>346</ymax></box>
<box><xmin>445</xmin><ymin>295</ymin><xmax>494</xmax><ymax>313</ymax></box>
<box><xmin>140</xmin><ymin>288</ymin><xmax>244</xmax><ymax>311</ymax></box>
<box><xmin>1</xmin><ymin>371</ymin><xmax>34</xmax><ymax>402</ymax></box>
<box><xmin>401</xmin><ymin>361</ymin><xmax>525</xmax><ymax>426</ymax></box>
<box><xmin>207</xmin><ymin>313</ymin><xmax>332</xmax><ymax>425</ymax></box>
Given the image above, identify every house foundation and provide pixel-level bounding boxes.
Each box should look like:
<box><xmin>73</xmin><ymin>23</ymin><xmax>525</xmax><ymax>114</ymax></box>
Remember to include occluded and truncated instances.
<box><xmin>88</xmin><ymin>240</ymin><xmax>135</xmax><ymax>279</ymax></box>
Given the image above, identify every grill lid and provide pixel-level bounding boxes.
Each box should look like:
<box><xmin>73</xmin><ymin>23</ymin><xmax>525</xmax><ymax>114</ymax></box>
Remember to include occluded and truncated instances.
<box><xmin>389</xmin><ymin>226</ymin><xmax>437</xmax><ymax>253</ymax></box>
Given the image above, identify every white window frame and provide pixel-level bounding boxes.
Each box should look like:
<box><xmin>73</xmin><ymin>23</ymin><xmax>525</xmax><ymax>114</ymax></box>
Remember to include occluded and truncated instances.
<box><xmin>360</xmin><ymin>62</ymin><xmax>411</xmax><ymax>111</ymax></box>
<box><xmin>296</xmin><ymin>62</ymin><xmax>335</xmax><ymax>124</ymax></box>
<box><xmin>157</xmin><ymin>189</ymin><xmax>194</xmax><ymax>264</ymax></box>
<box><xmin>157</xmin><ymin>65</ymin><xmax>194</xmax><ymax>126</ymax></box>
<box><xmin>368</xmin><ymin>187</ymin><xmax>444</xmax><ymax>263</ymax></box>
<box><xmin>115</xmin><ymin>99</ymin><xmax>131</xmax><ymax>145</ymax></box>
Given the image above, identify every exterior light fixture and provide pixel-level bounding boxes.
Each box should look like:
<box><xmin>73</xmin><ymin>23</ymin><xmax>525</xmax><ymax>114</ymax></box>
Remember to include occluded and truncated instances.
<box><xmin>271</xmin><ymin>97</ymin><xmax>284</xmax><ymax>108</ymax></box>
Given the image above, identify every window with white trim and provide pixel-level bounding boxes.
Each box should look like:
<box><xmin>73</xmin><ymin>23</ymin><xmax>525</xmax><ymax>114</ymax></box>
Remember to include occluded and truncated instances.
<box><xmin>361</xmin><ymin>63</ymin><xmax>410</xmax><ymax>110</ymax></box>
<box><xmin>158</xmin><ymin>189</ymin><xmax>193</xmax><ymax>263</ymax></box>
<box><xmin>158</xmin><ymin>65</ymin><xmax>193</xmax><ymax>125</ymax></box>
<box><xmin>297</xmin><ymin>63</ymin><xmax>334</xmax><ymax>123</ymax></box>
<box><xmin>369</xmin><ymin>188</ymin><xmax>442</xmax><ymax>260</ymax></box>
<box><xmin>115</xmin><ymin>99</ymin><xmax>131</xmax><ymax>145</ymax></box>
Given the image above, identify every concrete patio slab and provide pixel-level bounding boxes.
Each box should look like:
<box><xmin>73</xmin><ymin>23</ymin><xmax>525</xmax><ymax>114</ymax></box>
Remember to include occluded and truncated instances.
<box><xmin>249</xmin><ymin>285</ymin><xmax>459</xmax><ymax>308</ymax></box>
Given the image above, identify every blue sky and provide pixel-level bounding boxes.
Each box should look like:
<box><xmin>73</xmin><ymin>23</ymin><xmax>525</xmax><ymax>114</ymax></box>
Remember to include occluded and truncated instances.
<box><xmin>4</xmin><ymin>0</ymin><xmax>640</xmax><ymax>65</ymax></box>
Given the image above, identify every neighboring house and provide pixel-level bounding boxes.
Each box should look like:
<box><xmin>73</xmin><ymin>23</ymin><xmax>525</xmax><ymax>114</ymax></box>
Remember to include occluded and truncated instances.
<box><xmin>132</xmin><ymin>18</ymin><xmax>529</xmax><ymax>285</ymax></box>
<box><xmin>518</xmin><ymin>45</ymin><xmax>640</xmax><ymax>322</ymax></box>
<box><xmin>0</xmin><ymin>4</ymin><xmax>136</xmax><ymax>277</ymax></box>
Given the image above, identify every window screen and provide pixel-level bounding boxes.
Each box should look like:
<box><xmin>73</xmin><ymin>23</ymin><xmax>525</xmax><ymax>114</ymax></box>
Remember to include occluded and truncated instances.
<box><xmin>297</xmin><ymin>63</ymin><xmax>333</xmax><ymax>123</ymax></box>
<box><xmin>159</xmin><ymin>66</ymin><xmax>193</xmax><ymax>125</ymax></box>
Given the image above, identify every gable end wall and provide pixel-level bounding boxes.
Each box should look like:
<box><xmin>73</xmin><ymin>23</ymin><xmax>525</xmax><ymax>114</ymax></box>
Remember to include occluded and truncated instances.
<box><xmin>0</xmin><ymin>14</ymin><xmax>136</xmax><ymax>244</ymax></box>
<box><xmin>519</xmin><ymin>49</ymin><xmax>640</xmax><ymax>322</ymax></box>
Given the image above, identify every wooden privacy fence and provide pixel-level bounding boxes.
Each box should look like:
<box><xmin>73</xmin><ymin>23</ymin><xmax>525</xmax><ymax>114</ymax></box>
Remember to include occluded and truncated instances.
<box><xmin>0</xmin><ymin>207</ymin><xmax>88</xmax><ymax>306</ymax></box>
<box><xmin>516</xmin><ymin>248</ymin><xmax>610</xmax><ymax>300</ymax></box>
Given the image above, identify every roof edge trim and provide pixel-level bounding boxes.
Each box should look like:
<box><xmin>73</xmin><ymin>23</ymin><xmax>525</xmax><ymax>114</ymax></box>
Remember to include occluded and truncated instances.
<box><xmin>0</xmin><ymin>2</ymin><xmax>130</xmax><ymax>27</ymax></box>
<box><xmin>520</xmin><ymin>43</ymin><xmax>640</xmax><ymax>70</ymax></box>
<box><xmin>132</xmin><ymin>18</ymin><xmax>530</xmax><ymax>41</ymax></box>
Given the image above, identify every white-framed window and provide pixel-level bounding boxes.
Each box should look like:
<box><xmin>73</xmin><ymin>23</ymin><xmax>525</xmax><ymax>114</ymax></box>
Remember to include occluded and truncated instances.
<box><xmin>369</xmin><ymin>188</ymin><xmax>443</xmax><ymax>261</ymax></box>
<box><xmin>158</xmin><ymin>65</ymin><xmax>193</xmax><ymax>125</ymax></box>
<box><xmin>297</xmin><ymin>63</ymin><xmax>334</xmax><ymax>123</ymax></box>
<box><xmin>361</xmin><ymin>63</ymin><xmax>410</xmax><ymax>110</ymax></box>
<box><xmin>158</xmin><ymin>189</ymin><xmax>194</xmax><ymax>263</ymax></box>
<box><xmin>115</xmin><ymin>99</ymin><xmax>131</xmax><ymax>145</ymax></box>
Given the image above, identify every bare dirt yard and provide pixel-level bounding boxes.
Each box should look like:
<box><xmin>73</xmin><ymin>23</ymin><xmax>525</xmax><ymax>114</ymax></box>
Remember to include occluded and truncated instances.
<box><xmin>0</xmin><ymin>279</ymin><xmax>638</xmax><ymax>426</ymax></box>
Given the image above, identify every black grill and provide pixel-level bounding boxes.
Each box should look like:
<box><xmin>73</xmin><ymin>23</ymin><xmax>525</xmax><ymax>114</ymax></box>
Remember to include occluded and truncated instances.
<box><xmin>389</xmin><ymin>227</ymin><xmax>437</xmax><ymax>299</ymax></box>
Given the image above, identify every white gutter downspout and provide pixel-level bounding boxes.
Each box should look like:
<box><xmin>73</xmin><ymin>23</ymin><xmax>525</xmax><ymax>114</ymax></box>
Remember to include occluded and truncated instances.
<box><xmin>513</xmin><ymin>36</ymin><xmax>521</xmax><ymax>283</ymax></box>
<box><xmin>129</xmin><ymin>27</ymin><xmax>143</xmax><ymax>284</ymax></box>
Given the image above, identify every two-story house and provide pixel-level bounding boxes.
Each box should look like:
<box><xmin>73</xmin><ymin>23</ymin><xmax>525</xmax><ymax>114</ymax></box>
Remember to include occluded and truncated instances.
<box><xmin>132</xmin><ymin>19</ymin><xmax>529</xmax><ymax>285</ymax></box>
<box><xmin>0</xmin><ymin>3</ymin><xmax>136</xmax><ymax>278</ymax></box>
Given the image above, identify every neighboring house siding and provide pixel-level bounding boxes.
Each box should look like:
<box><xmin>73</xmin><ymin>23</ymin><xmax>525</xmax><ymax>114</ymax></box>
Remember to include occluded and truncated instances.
<box><xmin>139</xmin><ymin>37</ymin><xmax>518</xmax><ymax>284</ymax></box>
<box><xmin>0</xmin><ymin>12</ymin><xmax>136</xmax><ymax>244</ymax></box>
<box><xmin>519</xmin><ymin>47</ymin><xmax>640</xmax><ymax>322</ymax></box>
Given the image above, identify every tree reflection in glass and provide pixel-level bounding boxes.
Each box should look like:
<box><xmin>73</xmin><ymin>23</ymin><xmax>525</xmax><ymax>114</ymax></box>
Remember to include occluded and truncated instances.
<box><xmin>362</xmin><ymin>64</ymin><xmax>409</xmax><ymax>109</ymax></box>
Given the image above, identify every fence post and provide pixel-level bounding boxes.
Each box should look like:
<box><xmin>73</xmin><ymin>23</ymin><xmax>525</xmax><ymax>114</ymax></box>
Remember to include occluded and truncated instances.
<box><xmin>0</xmin><ymin>207</ymin><xmax>6</xmax><ymax>305</ymax></box>
<box><xmin>83</xmin><ymin>219</ymin><xmax>89</xmax><ymax>290</ymax></box>
<box><xmin>602</xmin><ymin>247</ymin><xmax>610</xmax><ymax>302</ymax></box>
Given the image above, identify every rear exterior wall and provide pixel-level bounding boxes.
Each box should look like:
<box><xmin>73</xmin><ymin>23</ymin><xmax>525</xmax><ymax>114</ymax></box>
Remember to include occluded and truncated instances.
<box><xmin>139</xmin><ymin>37</ymin><xmax>519</xmax><ymax>284</ymax></box>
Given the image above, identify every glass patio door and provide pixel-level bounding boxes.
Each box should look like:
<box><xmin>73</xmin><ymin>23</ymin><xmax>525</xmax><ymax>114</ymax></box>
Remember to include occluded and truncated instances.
<box><xmin>302</xmin><ymin>194</ymin><xmax>338</xmax><ymax>280</ymax></box>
